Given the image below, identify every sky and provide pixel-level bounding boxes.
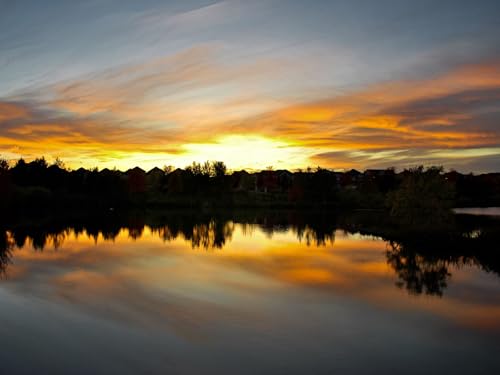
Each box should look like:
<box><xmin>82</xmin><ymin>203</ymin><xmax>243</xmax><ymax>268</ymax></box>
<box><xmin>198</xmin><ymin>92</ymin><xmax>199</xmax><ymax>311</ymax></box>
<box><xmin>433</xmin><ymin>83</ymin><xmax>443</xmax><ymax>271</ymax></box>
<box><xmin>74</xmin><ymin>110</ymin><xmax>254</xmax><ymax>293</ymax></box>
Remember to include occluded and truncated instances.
<box><xmin>1</xmin><ymin>0</ymin><xmax>500</xmax><ymax>172</ymax></box>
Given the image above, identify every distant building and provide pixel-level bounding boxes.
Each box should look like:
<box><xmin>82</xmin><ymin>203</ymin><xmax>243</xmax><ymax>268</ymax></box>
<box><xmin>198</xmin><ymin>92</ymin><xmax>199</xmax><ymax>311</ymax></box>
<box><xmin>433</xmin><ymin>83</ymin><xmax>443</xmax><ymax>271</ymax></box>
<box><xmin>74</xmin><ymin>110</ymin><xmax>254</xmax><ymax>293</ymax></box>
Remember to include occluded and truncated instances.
<box><xmin>126</xmin><ymin>167</ymin><xmax>146</xmax><ymax>193</ymax></box>
<box><xmin>99</xmin><ymin>168</ymin><xmax>114</xmax><ymax>177</ymax></box>
<box><xmin>75</xmin><ymin>167</ymin><xmax>88</xmax><ymax>175</ymax></box>
<box><xmin>364</xmin><ymin>169</ymin><xmax>386</xmax><ymax>178</ymax></box>
<box><xmin>256</xmin><ymin>170</ymin><xmax>280</xmax><ymax>193</ymax></box>
<box><xmin>167</xmin><ymin>168</ymin><xmax>187</xmax><ymax>193</ymax></box>
<box><xmin>276</xmin><ymin>170</ymin><xmax>293</xmax><ymax>192</ymax></box>
<box><xmin>231</xmin><ymin>170</ymin><xmax>255</xmax><ymax>192</ymax></box>
<box><xmin>147</xmin><ymin>167</ymin><xmax>165</xmax><ymax>192</ymax></box>
<box><xmin>444</xmin><ymin>170</ymin><xmax>461</xmax><ymax>183</ymax></box>
<box><xmin>340</xmin><ymin>169</ymin><xmax>362</xmax><ymax>187</ymax></box>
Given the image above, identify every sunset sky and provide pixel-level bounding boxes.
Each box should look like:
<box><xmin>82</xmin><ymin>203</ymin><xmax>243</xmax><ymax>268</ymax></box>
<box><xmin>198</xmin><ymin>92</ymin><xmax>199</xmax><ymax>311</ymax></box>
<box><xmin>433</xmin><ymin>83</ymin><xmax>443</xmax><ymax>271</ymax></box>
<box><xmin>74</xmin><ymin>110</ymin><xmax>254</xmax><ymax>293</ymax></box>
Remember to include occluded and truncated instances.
<box><xmin>1</xmin><ymin>0</ymin><xmax>499</xmax><ymax>172</ymax></box>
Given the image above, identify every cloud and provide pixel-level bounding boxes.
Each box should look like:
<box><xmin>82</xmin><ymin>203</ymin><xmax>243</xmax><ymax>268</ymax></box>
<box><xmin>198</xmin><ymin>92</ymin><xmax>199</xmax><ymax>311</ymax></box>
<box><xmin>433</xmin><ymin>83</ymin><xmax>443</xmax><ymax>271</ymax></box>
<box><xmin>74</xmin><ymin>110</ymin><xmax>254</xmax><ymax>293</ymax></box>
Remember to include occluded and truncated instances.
<box><xmin>312</xmin><ymin>148</ymin><xmax>500</xmax><ymax>172</ymax></box>
<box><xmin>1</xmin><ymin>52</ymin><xmax>500</xmax><ymax>171</ymax></box>
<box><xmin>47</xmin><ymin>44</ymin><xmax>288</xmax><ymax>123</ymax></box>
<box><xmin>198</xmin><ymin>59</ymin><xmax>500</xmax><ymax>170</ymax></box>
<box><xmin>0</xmin><ymin>101</ymin><xmax>30</xmax><ymax>121</ymax></box>
<box><xmin>0</xmin><ymin>43</ymin><xmax>294</xmax><ymax>168</ymax></box>
<box><xmin>383</xmin><ymin>87</ymin><xmax>500</xmax><ymax>129</ymax></box>
<box><xmin>138</xmin><ymin>1</ymin><xmax>237</xmax><ymax>32</ymax></box>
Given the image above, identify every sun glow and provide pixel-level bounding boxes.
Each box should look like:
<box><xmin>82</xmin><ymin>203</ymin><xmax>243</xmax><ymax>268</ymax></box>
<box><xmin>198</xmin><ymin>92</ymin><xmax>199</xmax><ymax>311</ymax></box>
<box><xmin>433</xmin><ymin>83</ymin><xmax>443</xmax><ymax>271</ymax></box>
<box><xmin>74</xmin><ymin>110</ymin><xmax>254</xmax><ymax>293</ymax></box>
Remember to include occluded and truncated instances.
<box><xmin>52</xmin><ymin>135</ymin><xmax>315</xmax><ymax>171</ymax></box>
<box><xmin>175</xmin><ymin>135</ymin><xmax>313</xmax><ymax>171</ymax></box>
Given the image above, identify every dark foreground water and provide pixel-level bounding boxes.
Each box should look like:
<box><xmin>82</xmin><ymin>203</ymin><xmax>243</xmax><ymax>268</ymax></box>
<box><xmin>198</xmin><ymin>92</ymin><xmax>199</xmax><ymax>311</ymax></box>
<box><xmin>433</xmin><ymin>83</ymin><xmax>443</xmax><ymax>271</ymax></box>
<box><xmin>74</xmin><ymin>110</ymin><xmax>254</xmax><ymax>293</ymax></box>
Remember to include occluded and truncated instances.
<box><xmin>0</xmin><ymin>210</ymin><xmax>499</xmax><ymax>374</ymax></box>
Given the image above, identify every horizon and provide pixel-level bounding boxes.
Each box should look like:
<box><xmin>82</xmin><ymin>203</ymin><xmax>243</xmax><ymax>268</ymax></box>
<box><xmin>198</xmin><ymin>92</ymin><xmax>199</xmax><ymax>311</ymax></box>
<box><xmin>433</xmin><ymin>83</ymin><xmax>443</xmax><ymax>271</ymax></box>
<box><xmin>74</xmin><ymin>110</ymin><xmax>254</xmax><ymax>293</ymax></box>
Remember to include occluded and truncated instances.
<box><xmin>3</xmin><ymin>155</ymin><xmax>497</xmax><ymax>175</ymax></box>
<box><xmin>1</xmin><ymin>1</ymin><xmax>500</xmax><ymax>172</ymax></box>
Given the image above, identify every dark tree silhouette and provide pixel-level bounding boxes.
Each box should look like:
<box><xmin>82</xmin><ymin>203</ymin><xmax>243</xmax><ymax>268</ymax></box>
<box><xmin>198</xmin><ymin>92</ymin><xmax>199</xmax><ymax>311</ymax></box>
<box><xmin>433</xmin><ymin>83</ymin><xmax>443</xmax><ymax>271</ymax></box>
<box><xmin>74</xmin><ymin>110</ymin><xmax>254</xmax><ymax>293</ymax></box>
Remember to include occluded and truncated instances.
<box><xmin>1</xmin><ymin>156</ymin><xmax>498</xmax><ymax>211</ymax></box>
<box><xmin>387</xmin><ymin>166</ymin><xmax>455</xmax><ymax>231</ymax></box>
<box><xmin>386</xmin><ymin>241</ymin><xmax>451</xmax><ymax>296</ymax></box>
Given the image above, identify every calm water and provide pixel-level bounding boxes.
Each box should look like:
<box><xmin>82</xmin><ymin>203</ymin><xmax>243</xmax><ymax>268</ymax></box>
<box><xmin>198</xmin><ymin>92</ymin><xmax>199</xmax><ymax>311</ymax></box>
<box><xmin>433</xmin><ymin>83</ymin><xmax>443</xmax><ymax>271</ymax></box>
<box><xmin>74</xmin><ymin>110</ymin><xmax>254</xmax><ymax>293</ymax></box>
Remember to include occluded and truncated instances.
<box><xmin>1</xmin><ymin>211</ymin><xmax>499</xmax><ymax>374</ymax></box>
<box><xmin>454</xmin><ymin>207</ymin><xmax>500</xmax><ymax>216</ymax></box>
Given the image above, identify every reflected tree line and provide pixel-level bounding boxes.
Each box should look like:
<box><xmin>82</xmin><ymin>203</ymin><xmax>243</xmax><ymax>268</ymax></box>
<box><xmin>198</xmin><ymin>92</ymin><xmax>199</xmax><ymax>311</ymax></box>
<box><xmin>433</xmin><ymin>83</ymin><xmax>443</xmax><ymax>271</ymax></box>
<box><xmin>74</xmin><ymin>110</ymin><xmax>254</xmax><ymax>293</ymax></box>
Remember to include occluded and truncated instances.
<box><xmin>1</xmin><ymin>211</ymin><xmax>500</xmax><ymax>296</ymax></box>
<box><xmin>386</xmin><ymin>222</ymin><xmax>500</xmax><ymax>297</ymax></box>
<box><xmin>0</xmin><ymin>211</ymin><xmax>338</xmax><ymax>252</ymax></box>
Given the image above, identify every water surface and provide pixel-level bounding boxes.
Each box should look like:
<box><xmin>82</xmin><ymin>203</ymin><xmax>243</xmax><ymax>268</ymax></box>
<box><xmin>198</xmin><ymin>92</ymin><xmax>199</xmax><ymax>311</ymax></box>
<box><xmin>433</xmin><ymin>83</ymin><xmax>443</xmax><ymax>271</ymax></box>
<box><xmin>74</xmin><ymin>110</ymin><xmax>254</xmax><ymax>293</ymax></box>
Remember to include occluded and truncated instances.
<box><xmin>454</xmin><ymin>207</ymin><xmax>500</xmax><ymax>216</ymax></box>
<box><xmin>1</xmin><ymin>211</ymin><xmax>499</xmax><ymax>374</ymax></box>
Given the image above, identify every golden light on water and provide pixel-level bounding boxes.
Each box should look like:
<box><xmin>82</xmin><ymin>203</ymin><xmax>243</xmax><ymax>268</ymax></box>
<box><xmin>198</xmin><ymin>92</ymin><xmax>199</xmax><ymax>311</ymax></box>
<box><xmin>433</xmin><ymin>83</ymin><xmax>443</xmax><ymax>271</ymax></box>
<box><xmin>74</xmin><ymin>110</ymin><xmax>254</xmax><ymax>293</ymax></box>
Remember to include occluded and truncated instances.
<box><xmin>8</xmin><ymin>223</ymin><xmax>500</xmax><ymax>332</ymax></box>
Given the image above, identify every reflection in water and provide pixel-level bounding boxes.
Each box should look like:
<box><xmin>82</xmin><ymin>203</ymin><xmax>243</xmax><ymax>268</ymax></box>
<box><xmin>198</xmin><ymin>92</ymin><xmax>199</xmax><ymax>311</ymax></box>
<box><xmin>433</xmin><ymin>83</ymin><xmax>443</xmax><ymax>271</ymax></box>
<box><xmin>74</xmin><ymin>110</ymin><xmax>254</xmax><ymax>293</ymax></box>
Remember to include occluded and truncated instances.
<box><xmin>1</xmin><ymin>211</ymin><xmax>500</xmax><ymax>374</ymax></box>
<box><xmin>0</xmin><ymin>230</ymin><xmax>13</xmax><ymax>274</ymax></box>
<box><xmin>1</xmin><ymin>211</ymin><xmax>499</xmax><ymax>297</ymax></box>
<box><xmin>157</xmin><ymin>220</ymin><xmax>235</xmax><ymax>249</ymax></box>
<box><xmin>387</xmin><ymin>241</ymin><xmax>451</xmax><ymax>297</ymax></box>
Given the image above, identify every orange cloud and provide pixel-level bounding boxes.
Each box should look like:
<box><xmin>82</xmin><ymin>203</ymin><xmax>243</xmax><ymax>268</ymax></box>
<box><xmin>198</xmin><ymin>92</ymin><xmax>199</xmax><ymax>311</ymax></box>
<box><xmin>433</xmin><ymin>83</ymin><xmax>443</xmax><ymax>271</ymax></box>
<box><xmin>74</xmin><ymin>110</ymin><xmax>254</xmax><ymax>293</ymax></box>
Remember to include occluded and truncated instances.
<box><xmin>0</xmin><ymin>102</ymin><xmax>30</xmax><ymax>121</ymax></box>
<box><xmin>1</xmin><ymin>56</ymin><xmax>500</xmax><ymax>171</ymax></box>
<box><xmin>50</xmin><ymin>44</ymin><xmax>289</xmax><ymax>124</ymax></box>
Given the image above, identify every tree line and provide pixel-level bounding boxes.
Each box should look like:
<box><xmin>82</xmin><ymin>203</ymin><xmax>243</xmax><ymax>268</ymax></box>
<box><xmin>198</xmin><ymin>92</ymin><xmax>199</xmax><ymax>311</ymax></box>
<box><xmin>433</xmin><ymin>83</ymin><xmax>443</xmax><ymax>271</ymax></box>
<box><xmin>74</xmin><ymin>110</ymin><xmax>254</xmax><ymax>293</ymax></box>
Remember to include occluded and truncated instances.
<box><xmin>0</xmin><ymin>156</ymin><xmax>499</xmax><ymax>212</ymax></box>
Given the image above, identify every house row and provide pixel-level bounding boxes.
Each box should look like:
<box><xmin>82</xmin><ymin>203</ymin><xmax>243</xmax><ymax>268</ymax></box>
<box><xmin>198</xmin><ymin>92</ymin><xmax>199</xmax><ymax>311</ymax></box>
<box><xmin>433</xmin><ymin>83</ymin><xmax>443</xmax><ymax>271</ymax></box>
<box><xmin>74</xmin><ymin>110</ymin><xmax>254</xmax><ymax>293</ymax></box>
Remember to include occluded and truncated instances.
<box><xmin>69</xmin><ymin>166</ymin><xmax>500</xmax><ymax>196</ymax></box>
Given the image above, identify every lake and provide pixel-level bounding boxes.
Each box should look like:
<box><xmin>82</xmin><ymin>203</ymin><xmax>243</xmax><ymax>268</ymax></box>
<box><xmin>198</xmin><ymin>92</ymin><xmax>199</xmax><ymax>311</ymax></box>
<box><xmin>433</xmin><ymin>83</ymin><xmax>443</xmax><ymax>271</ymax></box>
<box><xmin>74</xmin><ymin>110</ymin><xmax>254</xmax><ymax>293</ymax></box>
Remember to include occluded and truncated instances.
<box><xmin>1</xmin><ymin>210</ymin><xmax>499</xmax><ymax>374</ymax></box>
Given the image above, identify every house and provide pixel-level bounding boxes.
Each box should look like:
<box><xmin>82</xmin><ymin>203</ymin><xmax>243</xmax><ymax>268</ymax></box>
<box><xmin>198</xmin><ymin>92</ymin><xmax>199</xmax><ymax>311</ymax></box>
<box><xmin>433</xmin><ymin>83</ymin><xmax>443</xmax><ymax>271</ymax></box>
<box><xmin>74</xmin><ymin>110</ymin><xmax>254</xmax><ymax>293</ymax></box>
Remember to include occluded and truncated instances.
<box><xmin>339</xmin><ymin>169</ymin><xmax>362</xmax><ymax>187</ymax></box>
<box><xmin>166</xmin><ymin>168</ymin><xmax>187</xmax><ymax>193</ymax></box>
<box><xmin>231</xmin><ymin>170</ymin><xmax>255</xmax><ymax>192</ymax></box>
<box><xmin>74</xmin><ymin>167</ymin><xmax>88</xmax><ymax>176</ymax></box>
<box><xmin>147</xmin><ymin>167</ymin><xmax>165</xmax><ymax>192</ymax></box>
<box><xmin>256</xmin><ymin>170</ymin><xmax>280</xmax><ymax>193</ymax></box>
<box><xmin>99</xmin><ymin>168</ymin><xmax>113</xmax><ymax>177</ymax></box>
<box><xmin>126</xmin><ymin>167</ymin><xmax>146</xmax><ymax>193</ymax></box>
<box><xmin>288</xmin><ymin>172</ymin><xmax>306</xmax><ymax>201</ymax></box>
<box><xmin>276</xmin><ymin>170</ymin><xmax>293</xmax><ymax>192</ymax></box>
<box><xmin>444</xmin><ymin>170</ymin><xmax>462</xmax><ymax>183</ymax></box>
<box><xmin>364</xmin><ymin>169</ymin><xmax>386</xmax><ymax>179</ymax></box>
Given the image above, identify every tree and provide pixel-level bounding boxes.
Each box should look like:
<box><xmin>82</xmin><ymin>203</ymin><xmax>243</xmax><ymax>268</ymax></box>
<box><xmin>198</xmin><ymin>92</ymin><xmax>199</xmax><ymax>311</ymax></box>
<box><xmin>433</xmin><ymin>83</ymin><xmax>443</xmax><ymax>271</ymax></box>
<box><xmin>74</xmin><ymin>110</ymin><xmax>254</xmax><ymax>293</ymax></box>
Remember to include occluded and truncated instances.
<box><xmin>163</xmin><ymin>165</ymin><xmax>174</xmax><ymax>174</ymax></box>
<box><xmin>11</xmin><ymin>158</ymin><xmax>28</xmax><ymax>186</ymax></box>
<box><xmin>32</xmin><ymin>157</ymin><xmax>48</xmax><ymax>169</ymax></box>
<box><xmin>0</xmin><ymin>158</ymin><xmax>8</xmax><ymax>172</ymax></box>
<box><xmin>387</xmin><ymin>166</ymin><xmax>455</xmax><ymax>230</ymax></box>
<box><xmin>53</xmin><ymin>157</ymin><xmax>66</xmax><ymax>170</ymax></box>
<box><xmin>386</xmin><ymin>241</ymin><xmax>450</xmax><ymax>296</ymax></box>
<box><xmin>0</xmin><ymin>158</ymin><xmax>11</xmax><ymax>199</ymax></box>
<box><xmin>212</xmin><ymin>161</ymin><xmax>227</xmax><ymax>178</ymax></box>
<box><xmin>186</xmin><ymin>162</ymin><xmax>203</xmax><ymax>176</ymax></box>
<box><xmin>202</xmin><ymin>161</ymin><xmax>213</xmax><ymax>177</ymax></box>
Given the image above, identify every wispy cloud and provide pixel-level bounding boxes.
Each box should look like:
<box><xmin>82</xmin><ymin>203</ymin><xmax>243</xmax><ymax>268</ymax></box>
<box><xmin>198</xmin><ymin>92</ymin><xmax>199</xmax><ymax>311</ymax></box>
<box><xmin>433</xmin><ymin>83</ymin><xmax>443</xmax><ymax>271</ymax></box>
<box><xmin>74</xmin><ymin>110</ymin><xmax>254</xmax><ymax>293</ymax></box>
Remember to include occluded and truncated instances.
<box><xmin>1</xmin><ymin>51</ymin><xmax>500</xmax><ymax>171</ymax></box>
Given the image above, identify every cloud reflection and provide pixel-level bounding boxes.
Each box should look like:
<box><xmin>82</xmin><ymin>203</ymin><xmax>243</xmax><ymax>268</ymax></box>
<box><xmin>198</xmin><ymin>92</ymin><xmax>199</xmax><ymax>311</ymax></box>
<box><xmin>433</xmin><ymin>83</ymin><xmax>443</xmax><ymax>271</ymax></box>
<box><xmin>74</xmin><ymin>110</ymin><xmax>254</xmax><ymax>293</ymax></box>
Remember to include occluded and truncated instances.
<box><xmin>1</xmin><ymin>211</ymin><xmax>500</xmax><ymax>336</ymax></box>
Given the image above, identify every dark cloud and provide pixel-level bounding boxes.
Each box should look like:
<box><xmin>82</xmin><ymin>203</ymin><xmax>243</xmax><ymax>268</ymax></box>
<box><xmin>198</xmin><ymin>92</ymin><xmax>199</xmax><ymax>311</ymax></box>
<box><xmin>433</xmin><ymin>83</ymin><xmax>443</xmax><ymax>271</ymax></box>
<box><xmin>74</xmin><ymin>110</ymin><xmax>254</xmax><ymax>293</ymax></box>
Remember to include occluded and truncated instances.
<box><xmin>384</xmin><ymin>87</ymin><xmax>500</xmax><ymax>130</ymax></box>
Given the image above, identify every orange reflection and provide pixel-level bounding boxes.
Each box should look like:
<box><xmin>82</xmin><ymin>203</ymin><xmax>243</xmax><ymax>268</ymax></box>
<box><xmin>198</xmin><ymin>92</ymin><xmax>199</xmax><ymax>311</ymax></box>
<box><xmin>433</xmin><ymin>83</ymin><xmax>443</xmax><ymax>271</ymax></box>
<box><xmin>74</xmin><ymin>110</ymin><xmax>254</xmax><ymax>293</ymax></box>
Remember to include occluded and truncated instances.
<box><xmin>2</xmin><ymin>222</ymin><xmax>500</xmax><ymax>333</ymax></box>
